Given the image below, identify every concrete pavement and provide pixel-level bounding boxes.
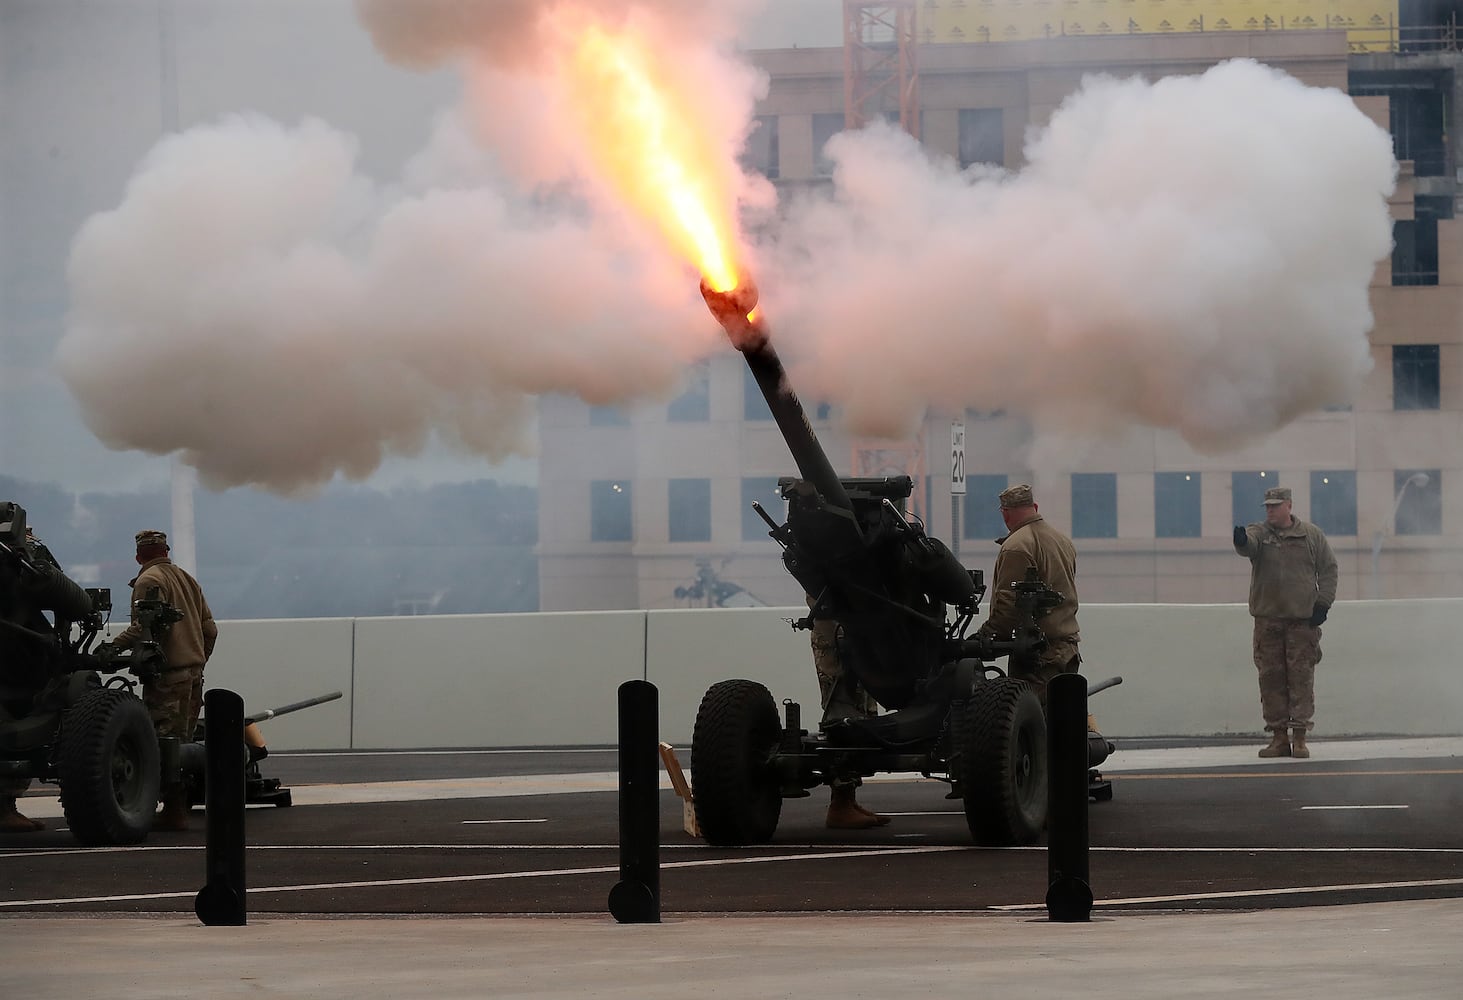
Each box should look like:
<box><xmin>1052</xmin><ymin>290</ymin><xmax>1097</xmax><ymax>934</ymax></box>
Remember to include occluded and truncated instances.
<box><xmin>8</xmin><ymin>737</ymin><xmax>1462</xmax><ymax>997</ymax></box>
<box><xmin>9</xmin><ymin>898</ymin><xmax>1462</xmax><ymax>999</ymax></box>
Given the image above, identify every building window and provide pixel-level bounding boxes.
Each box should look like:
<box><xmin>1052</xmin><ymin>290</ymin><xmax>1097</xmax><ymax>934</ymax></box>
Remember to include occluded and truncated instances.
<box><xmin>743</xmin><ymin>367</ymin><xmax>773</xmax><ymax>421</ymax></box>
<box><xmin>741</xmin><ymin>477</ymin><xmax>783</xmax><ymax>541</ymax></box>
<box><xmin>1071</xmin><ymin>473</ymin><xmax>1117</xmax><ymax>539</ymax></box>
<box><xmin>963</xmin><ymin>474</ymin><xmax>1009</xmax><ymax>540</ymax></box>
<box><xmin>958</xmin><ymin>108</ymin><xmax>1004</xmax><ymax>168</ymax></box>
<box><xmin>1395</xmin><ymin>469</ymin><xmax>1441</xmax><ymax>535</ymax></box>
<box><xmin>1352</xmin><ymin>76</ymin><xmax>1447</xmax><ymax>176</ymax></box>
<box><xmin>1393</xmin><ymin>344</ymin><xmax>1440</xmax><ymax>410</ymax></box>
<box><xmin>1310</xmin><ymin>470</ymin><xmax>1357</xmax><ymax>536</ymax></box>
<box><xmin>589</xmin><ymin>405</ymin><xmax>629</xmax><ymax>426</ymax></box>
<box><xmin>1232</xmin><ymin>470</ymin><xmax>1280</xmax><ymax>526</ymax></box>
<box><xmin>1154</xmin><ymin>472</ymin><xmax>1201</xmax><ymax>538</ymax></box>
<box><xmin>813</xmin><ymin>112</ymin><xmax>845</xmax><ymax>176</ymax></box>
<box><xmin>1391</xmin><ymin>217</ymin><xmax>1439</xmax><ymax>286</ymax></box>
<box><xmin>668</xmin><ymin>362</ymin><xmax>709</xmax><ymax>422</ymax></box>
<box><xmin>668</xmin><ymin>478</ymin><xmax>711</xmax><ymax>542</ymax></box>
<box><xmin>590</xmin><ymin>480</ymin><xmax>633</xmax><ymax>542</ymax></box>
<box><xmin>741</xmin><ymin>115</ymin><xmax>779</xmax><ymax>180</ymax></box>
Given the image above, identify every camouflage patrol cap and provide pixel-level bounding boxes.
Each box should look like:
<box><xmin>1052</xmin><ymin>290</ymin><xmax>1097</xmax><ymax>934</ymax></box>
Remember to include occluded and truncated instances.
<box><xmin>999</xmin><ymin>483</ymin><xmax>1035</xmax><ymax>509</ymax></box>
<box><xmin>135</xmin><ymin>529</ymin><xmax>169</xmax><ymax>550</ymax></box>
<box><xmin>1262</xmin><ymin>486</ymin><xmax>1292</xmax><ymax>506</ymax></box>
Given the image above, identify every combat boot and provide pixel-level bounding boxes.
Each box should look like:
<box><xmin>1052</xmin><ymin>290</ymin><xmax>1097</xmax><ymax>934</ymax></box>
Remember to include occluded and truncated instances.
<box><xmin>826</xmin><ymin>784</ymin><xmax>884</xmax><ymax>830</ymax></box>
<box><xmin>0</xmin><ymin>801</ymin><xmax>44</xmax><ymax>833</ymax></box>
<box><xmin>152</xmin><ymin>791</ymin><xmax>189</xmax><ymax>832</ymax></box>
<box><xmin>1291</xmin><ymin>728</ymin><xmax>1310</xmax><ymax>759</ymax></box>
<box><xmin>1257</xmin><ymin>730</ymin><xmax>1291</xmax><ymax>758</ymax></box>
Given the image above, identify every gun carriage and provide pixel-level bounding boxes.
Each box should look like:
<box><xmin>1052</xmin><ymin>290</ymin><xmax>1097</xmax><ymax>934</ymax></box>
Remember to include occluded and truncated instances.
<box><xmin>0</xmin><ymin>501</ymin><xmax>334</xmax><ymax>845</ymax></box>
<box><xmin>689</xmin><ymin>280</ymin><xmax>1116</xmax><ymax>847</ymax></box>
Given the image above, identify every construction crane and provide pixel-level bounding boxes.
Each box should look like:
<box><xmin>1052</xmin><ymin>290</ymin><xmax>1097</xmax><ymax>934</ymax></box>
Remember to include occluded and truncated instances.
<box><xmin>843</xmin><ymin>0</ymin><xmax>920</xmax><ymax>135</ymax></box>
<box><xmin>844</xmin><ymin>2</ymin><xmax>927</xmax><ymax>519</ymax></box>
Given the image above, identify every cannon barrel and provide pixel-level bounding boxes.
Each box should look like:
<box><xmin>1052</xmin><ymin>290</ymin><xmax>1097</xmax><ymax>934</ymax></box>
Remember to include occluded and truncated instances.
<box><xmin>245</xmin><ymin>690</ymin><xmax>343</xmax><ymax>726</ymax></box>
<box><xmin>700</xmin><ymin>278</ymin><xmax>852</xmax><ymax>513</ymax></box>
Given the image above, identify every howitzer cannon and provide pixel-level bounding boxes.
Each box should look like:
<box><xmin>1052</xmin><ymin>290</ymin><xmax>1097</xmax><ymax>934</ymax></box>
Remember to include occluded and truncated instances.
<box><xmin>0</xmin><ymin>501</ymin><xmax>335</xmax><ymax>843</ymax></box>
<box><xmin>690</xmin><ymin>280</ymin><xmax>1117</xmax><ymax>847</ymax></box>
<box><xmin>97</xmin><ymin>593</ymin><xmax>341</xmax><ymax>812</ymax></box>
<box><xmin>0</xmin><ymin>500</ymin><xmax>161</xmax><ymax>845</ymax></box>
<box><xmin>182</xmin><ymin>690</ymin><xmax>343</xmax><ymax>809</ymax></box>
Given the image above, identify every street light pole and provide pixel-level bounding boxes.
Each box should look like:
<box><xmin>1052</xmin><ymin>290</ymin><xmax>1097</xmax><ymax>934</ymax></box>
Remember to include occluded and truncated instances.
<box><xmin>1369</xmin><ymin>472</ymin><xmax>1429</xmax><ymax>599</ymax></box>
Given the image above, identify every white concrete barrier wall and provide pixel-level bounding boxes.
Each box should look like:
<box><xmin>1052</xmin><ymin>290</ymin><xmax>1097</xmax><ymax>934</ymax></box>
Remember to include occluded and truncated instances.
<box><xmin>647</xmin><ymin>607</ymin><xmax>822</xmax><ymax>746</ymax></box>
<box><xmin>202</xmin><ymin>618</ymin><xmax>354</xmax><ymax>750</ymax></box>
<box><xmin>182</xmin><ymin>601</ymin><xmax>1463</xmax><ymax>749</ymax></box>
<box><xmin>349</xmin><ymin>611</ymin><xmax>645</xmax><ymax>748</ymax></box>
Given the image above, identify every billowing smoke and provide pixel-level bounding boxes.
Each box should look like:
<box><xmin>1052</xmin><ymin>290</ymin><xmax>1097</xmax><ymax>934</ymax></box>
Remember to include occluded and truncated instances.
<box><xmin>59</xmin><ymin>1</ymin><xmax>770</xmax><ymax>494</ymax></box>
<box><xmin>58</xmin><ymin>111</ymin><xmax>723</xmax><ymax>494</ymax></box>
<box><xmin>58</xmin><ymin>0</ymin><xmax>1395</xmax><ymax>494</ymax></box>
<box><xmin>759</xmin><ymin>59</ymin><xmax>1397</xmax><ymax>451</ymax></box>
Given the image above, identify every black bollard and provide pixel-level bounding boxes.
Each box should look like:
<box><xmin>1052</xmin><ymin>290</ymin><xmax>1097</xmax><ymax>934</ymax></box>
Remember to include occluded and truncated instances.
<box><xmin>194</xmin><ymin>688</ymin><xmax>247</xmax><ymax>926</ymax></box>
<box><xmin>608</xmin><ymin>679</ymin><xmax>660</xmax><ymax>923</ymax></box>
<box><xmin>1045</xmin><ymin>672</ymin><xmax>1093</xmax><ymax>922</ymax></box>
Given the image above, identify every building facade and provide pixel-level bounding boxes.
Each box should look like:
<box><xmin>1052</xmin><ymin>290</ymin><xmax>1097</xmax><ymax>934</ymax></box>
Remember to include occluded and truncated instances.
<box><xmin>539</xmin><ymin>27</ymin><xmax>1462</xmax><ymax>612</ymax></box>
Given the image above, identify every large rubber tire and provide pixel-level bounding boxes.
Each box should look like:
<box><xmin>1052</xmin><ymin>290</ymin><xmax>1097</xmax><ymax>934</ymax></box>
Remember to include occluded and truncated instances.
<box><xmin>960</xmin><ymin>677</ymin><xmax>1048</xmax><ymax>846</ymax></box>
<box><xmin>57</xmin><ymin>688</ymin><xmax>160</xmax><ymax>846</ymax></box>
<box><xmin>691</xmin><ymin>679</ymin><xmax>783</xmax><ymax>846</ymax></box>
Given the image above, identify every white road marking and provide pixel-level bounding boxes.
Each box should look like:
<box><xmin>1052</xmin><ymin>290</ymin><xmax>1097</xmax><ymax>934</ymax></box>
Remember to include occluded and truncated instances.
<box><xmin>1302</xmin><ymin>805</ymin><xmax>1409</xmax><ymax>811</ymax></box>
<box><xmin>0</xmin><ymin>845</ymin><xmax>966</xmax><ymax>909</ymax></box>
<box><xmin>990</xmin><ymin>877</ymin><xmax>1463</xmax><ymax>910</ymax></box>
<box><xmin>883</xmin><ymin>811</ymin><xmax>963</xmax><ymax>817</ymax></box>
<box><xmin>461</xmin><ymin>819</ymin><xmax>548</xmax><ymax>825</ymax></box>
<box><xmin>276</xmin><ymin>749</ymin><xmax>617</xmax><ymax>757</ymax></box>
<box><xmin>6</xmin><ymin>844</ymin><xmax>1463</xmax><ymax>861</ymax></box>
<box><xmin>1101</xmin><ymin>736</ymin><xmax>1463</xmax><ymax>772</ymax></box>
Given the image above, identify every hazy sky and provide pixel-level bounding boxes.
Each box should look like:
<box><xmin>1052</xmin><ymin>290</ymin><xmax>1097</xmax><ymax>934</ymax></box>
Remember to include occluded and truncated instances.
<box><xmin>0</xmin><ymin>0</ymin><xmax>839</xmax><ymax>495</ymax></box>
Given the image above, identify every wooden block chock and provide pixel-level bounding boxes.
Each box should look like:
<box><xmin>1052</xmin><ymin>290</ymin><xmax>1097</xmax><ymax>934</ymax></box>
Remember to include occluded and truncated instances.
<box><xmin>657</xmin><ymin>742</ymin><xmax>701</xmax><ymax>838</ymax></box>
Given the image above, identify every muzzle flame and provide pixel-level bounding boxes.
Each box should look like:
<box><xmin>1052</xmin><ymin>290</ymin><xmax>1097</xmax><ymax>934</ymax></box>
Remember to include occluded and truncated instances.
<box><xmin>560</xmin><ymin>16</ymin><xmax>742</xmax><ymax>294</ymax></box>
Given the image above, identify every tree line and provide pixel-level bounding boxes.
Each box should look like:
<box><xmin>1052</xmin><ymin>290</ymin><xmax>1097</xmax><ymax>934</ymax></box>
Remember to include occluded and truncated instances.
<box><xmin>0</xmin><ymin>475</ymin><xmax>539</xmax><ymax>620</ymax></box>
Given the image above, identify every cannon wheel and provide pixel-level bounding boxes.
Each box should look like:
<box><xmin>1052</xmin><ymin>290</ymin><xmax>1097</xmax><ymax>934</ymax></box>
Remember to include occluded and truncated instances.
<box><xmin>960</xmin><ymin>677</ymin><xmax>1048</xmax><ymax>846</ymax></box>
<box><xmin>691</xmin><ymin>679</ymin><xmax>783</xmax><ymax>846</ymax></box>
<box><xmin>57</xmin><ymin>688</ymin><xmax>160</xmax><ymax>846</ymax></box>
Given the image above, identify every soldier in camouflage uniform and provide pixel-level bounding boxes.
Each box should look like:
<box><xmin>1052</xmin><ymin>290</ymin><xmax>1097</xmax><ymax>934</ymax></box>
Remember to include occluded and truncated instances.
<box><xmin>1234</xmin><ymin>486</ymin><xmax>1338</xmax><ymax>759</ymax></box>
<box><xmin>807</xmin><ymin>598</ymin><xmax>890</xmax><ymax>830</ymax></box>
<box><xmin>103</xmin><ymin>529</ymin><xmax>218</xmax><ymax>830</ymax></box>
<box><xmin>976</xmin><ymin>483</ymin><xmax>1082</xmax><ymax>707</ymax></box>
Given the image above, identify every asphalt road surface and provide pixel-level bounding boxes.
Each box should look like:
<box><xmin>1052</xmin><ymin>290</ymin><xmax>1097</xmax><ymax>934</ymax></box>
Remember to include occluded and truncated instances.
<box><xmin>4</xmin><ymin>739</ymin><xmax>1461</xmax><ymax>916</ymax></box>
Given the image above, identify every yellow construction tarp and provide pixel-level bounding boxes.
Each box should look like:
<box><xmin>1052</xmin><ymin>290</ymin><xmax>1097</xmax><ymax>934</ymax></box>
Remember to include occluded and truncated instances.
<box><xmin>921</xmin><ymin>0</ymin><xmax>1401</xmax><ymax>51</ymax></box>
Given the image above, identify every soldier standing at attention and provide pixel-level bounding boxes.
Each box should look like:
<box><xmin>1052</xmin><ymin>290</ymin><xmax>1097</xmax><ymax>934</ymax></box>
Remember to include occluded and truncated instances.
<box><xmin>1234</xmin><ymin>486</ymin><xmax>1338</xmax><ymax>759</ymax></box>
<box><xmin>976</xmin><ymin>483</ymin><xmax>1081</xmax><ymax>706</ymax></box>
<box><xmin>105</xmin><ymin>530</ymin><xmax>217</xmax><ymax>830</ymax></box>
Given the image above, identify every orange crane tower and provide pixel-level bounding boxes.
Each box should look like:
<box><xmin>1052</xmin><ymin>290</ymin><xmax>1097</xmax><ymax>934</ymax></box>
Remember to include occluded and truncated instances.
<box><xmin>843</xmin><ymin>2</ymin><xmax>928</xmax><ymax>519</ymax></box>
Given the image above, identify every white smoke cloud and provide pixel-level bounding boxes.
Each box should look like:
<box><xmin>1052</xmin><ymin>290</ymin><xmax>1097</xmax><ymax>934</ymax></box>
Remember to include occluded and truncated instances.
<box><xmin>759</xmin><ymin>59</ymin><xmax>1397</xmax><ymax>452</ymax></box>
<box><xmin>58</xmin><ymin>0</ymin><xmax>1395</xmax><ymax>495</ymax></box>
<box><xmin>58</xmin><ymin>111</ymin><xmax>719</xmax><ymax>493</ymax></box>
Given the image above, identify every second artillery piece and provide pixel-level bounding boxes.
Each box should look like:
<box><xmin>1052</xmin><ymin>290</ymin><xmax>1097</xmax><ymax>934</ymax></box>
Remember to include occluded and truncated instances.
<box><xmin>690</xmin><ymin>278</ymin><xmax>1119</xmax><ymax>847</ymax></box>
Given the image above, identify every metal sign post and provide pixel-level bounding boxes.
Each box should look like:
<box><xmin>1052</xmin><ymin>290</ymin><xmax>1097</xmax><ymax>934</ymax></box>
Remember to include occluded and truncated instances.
<box><xmin>950</xmin><ymin>421</ymin><xmax>966</xmax><ymax>559</ymax></box>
